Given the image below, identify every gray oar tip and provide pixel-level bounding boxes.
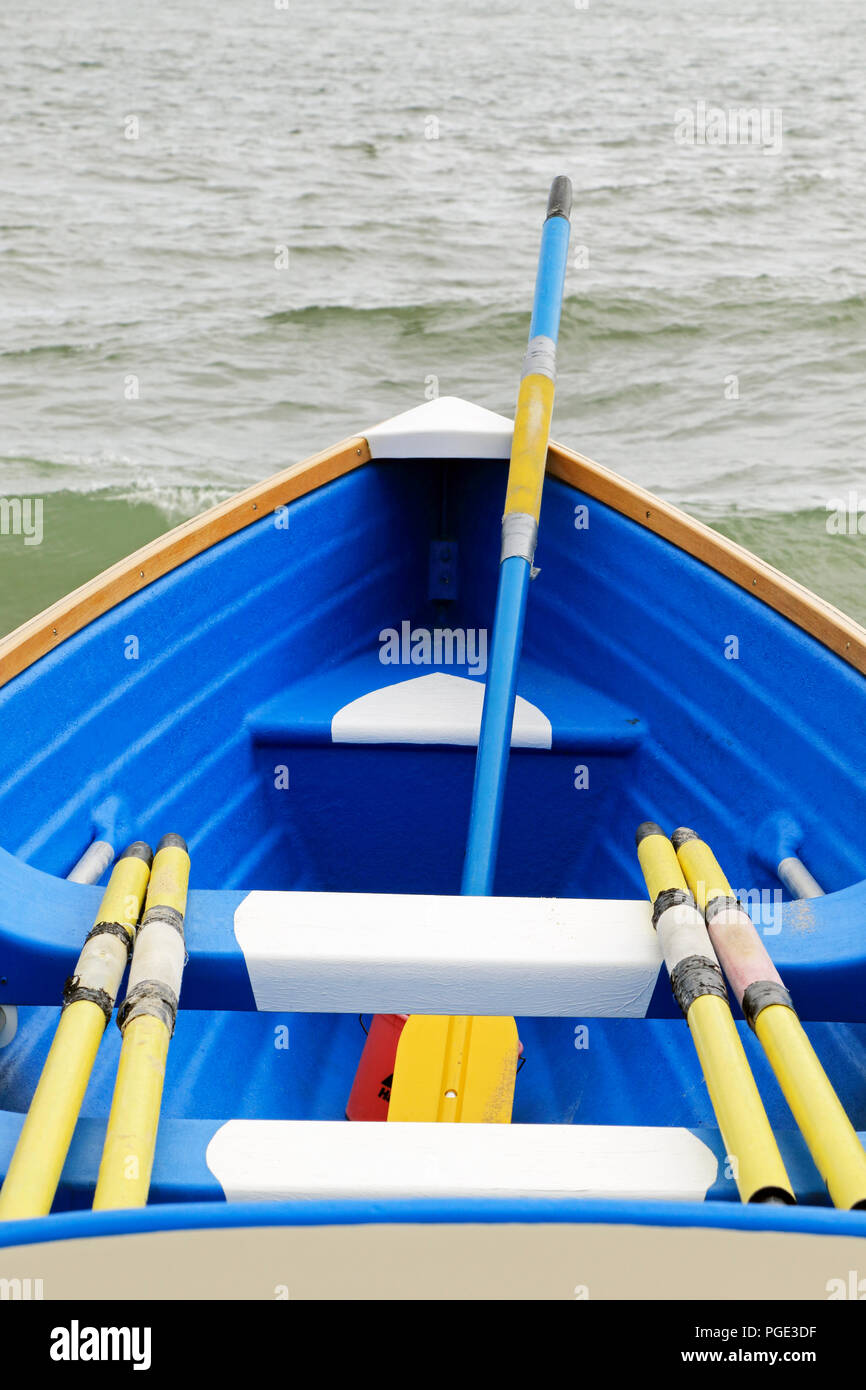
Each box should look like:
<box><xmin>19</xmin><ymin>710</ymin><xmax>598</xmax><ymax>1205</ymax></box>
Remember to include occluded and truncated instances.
<box><xmin>671</xmin><ymin>827</ymin><xmax>699</xmax><ymax>851</ymax></box>
<box><xmin>546</xmin><ymin>175</ymin><xmax>572</xmax><ymax>222</ymax></box>
<box><xmin>155</xmin><ymin>832</ymin><xmax>188</xmax><ymax>855</ymax></box>
<box><xmin>119</xmin><ymin>841</ymin><xmax>153</xmax><ymax>867</ymax></box>
<box><xmin>635</xmin><ymin>821</ymin><xmax>665</xmax><ymax>846</ymax></box>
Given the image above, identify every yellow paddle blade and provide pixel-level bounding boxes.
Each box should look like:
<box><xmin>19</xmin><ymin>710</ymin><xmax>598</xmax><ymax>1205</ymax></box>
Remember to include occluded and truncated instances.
<box><xmin>387</xmin><ymin>1015</ymin><xmax>519</xmax><ymax>1123</ymax></box>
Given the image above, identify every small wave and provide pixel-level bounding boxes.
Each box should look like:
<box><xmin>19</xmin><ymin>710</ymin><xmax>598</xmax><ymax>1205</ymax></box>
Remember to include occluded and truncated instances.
<box><xmin>688</xmin><ymin>506</ymin><xmax>866</xmax><ymax>627</ymax></box>
<box><xmin>0</xmin><ymin>342</ymin><xmax>88</xmax><ymax>360</ymax></box>
<box><xmin>109</xmin><ymin>480</ymin><xmax>234</xmax><ymax>522</ymax></box>
<box><xmin>8</xmin><ymin>481</ymin><xmax>231</xmax><ymax>527</ymax></box>
<box><xmin>0</xmin><ymin>453</ymin><xmax>241</xmax><ymax>521</ymax></box>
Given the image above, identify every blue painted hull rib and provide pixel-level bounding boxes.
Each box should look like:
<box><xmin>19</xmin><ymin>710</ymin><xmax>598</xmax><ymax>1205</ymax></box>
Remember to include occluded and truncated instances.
<box><xmin>1</xmin><ymin>403</ymin><xmax>865</xmax><ymax>1258</ymax></box>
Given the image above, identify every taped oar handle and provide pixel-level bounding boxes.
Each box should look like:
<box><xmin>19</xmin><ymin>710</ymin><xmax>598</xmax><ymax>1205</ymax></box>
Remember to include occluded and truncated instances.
<box><xmin>62</xmin><ymin>840</ymin><xmax>154</xmax><ymax>1023</ymax></box>
<box><xmin>674</xmin><ymin>827</ymin><xmax>866</xmax><ymax>1210</ymax></box>
<box><xmin>672</xmin><ymin>827</ymin><xmax>788</xmax><ymax>1021</ymax></box>
<box><xmin>635</xmin><ymin>823</ymin><xmax>727</xmax><ymax>1014</ymax></box>
<box><xmin>119</xmin><ymin>832</ymin><xmax>190</xmax><ymax>1037</ymax></box>
<box><xmin>546</xmin><ymin>174</ymin><xmax>573</xmax><ymax>221</ymax></box>
<box><xmin>0</xmin><ymin>841</ymin><xmax>153</xmax><ymax>1221</ymax></box>
<box><xmin>93</xmin><ymin>832</ymin><xmax>190</xmax><ymax>1211</ymax></box>
<box><xmin>634</xmin><ymin>822</ymin><xmax>794</xmax><ymax>1207</ymax></box>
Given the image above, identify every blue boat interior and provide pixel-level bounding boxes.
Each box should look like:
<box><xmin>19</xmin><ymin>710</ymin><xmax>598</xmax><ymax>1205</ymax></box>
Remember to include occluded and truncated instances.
<box><xmin>1</xmin><ymin>453</ymin><xmax>866</xmax><ymax>1211</ymax></box>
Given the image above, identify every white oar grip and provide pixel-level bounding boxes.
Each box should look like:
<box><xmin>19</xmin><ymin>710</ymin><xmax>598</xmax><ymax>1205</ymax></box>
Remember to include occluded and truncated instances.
<box><xmin>119</xmin><ymin>908</ymin><xmax>186</xmax><ymax>1036</ymax></box>
<box><xmin>655</xmin><ymin>898</ymin><xmax>721</xmax><ymax>975</ymax></box>
<box><xmin>65</xmin><ymin>929</ymin><xmax>131</xmax><ymax>1022</ymax></box>
<box><xmin>654</xmin><ymin>893</ymin><xmax>728</xmax><ymax>1017</ymax></box>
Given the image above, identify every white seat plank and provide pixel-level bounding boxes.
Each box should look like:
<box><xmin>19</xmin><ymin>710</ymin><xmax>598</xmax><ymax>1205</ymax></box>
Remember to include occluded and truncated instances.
<box><xmin>206</xmin><ymin>1119</ymin><xmax>717</xmax><ymax>1204</ymax></box>
<box><xmin>234</xmin><ymin>890</ymin><xmax>662</xmax><ymax>1015</ymax></box>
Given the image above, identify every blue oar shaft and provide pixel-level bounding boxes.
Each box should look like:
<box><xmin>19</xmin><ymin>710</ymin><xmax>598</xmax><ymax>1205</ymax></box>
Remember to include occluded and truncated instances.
<box><xmin>529</xmin><ymin>213</ymin><xmax>571</xmax><ymax>340</ymax></box>
<box><xmin>461</xmin><ymin>178</ymin><xmax>572</xmax><ymax>897</ymax></box>
<box><xmin>460</xmin><ymin>556</ymin><xmax>530</xmax><ymax>896</ymax></box>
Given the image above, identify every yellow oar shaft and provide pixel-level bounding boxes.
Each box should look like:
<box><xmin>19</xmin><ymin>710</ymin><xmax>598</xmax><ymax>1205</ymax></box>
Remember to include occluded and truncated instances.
<box><xmin>93</xmin><ymin>833</ymin><xmax>190</xmax><ymax>1211</ymax></box>
<box><xmin>0</xmin><ymin>843</ymin><xmax>152</xmax><ymax>1221</ymax></box>
<box><xmin>92</xmin><ymin>1014</ymin><xmax>170</xmax><ymax>1209</ymax></box>
<box><xmin>503</xmin><ymin>372</ymin><xmax>557</xmax><ymax>523</ymax></box>
<box><xmin>674</xmin><ymin>829</ymin><xmax>866</xmax><ymax>1210</ymax></box>
<box><xmin>0</xmin><ymin>1001</ymin><xmax>106</xmax><ymax>1219</ymax></box>
<box><xmin>756</xmin><ymin>1005</ymin><xmax>866</xmax><ymax>1210</ymax></box>
<box><xmin>635</xmin><ymin>824</ymin><xmax>793</xmax><ymax>1204</ymax></box>
<box><xmin>685</xmin><ymin>995</ymin><xmax>791</xmax><ymax>1204</ymax></box>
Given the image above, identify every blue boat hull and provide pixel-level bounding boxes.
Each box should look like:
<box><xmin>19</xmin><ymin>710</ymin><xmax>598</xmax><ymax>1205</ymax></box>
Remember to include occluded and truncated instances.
<box><xmin>1</xmin><ymin>408</ymin><xmax>865</xmax><ymax>1282</ymax></box>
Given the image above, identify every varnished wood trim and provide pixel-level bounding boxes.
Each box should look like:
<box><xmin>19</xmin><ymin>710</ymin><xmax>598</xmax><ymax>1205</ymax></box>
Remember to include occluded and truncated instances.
<box><xmin>547</xmin><ymin>439</ymin><xmax>866</xmax><ymax>676</ymax></box>
<box><xmin>0</xmin><ymin>436</ymin><xmax>371</xmax><ymax>689</ymax></box>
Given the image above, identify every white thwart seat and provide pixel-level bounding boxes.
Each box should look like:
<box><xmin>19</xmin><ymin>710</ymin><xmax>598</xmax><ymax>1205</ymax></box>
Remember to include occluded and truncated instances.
<box><xmin>233</xmin><ymin>890</ymin><xmax>663</xmax><ymax>1015</ymax></box>
<box><xmin>205</xmin><ymin>1120</ymin><xmax>719</xmax><ymax>1203</ymax></box>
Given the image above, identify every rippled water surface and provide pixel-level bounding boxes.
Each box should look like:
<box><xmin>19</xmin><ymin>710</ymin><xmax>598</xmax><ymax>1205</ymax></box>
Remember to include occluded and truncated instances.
<box><xmin>2</xmin><ymin>0</ymin><xmax>865</xmax><ymax>632</ymax></box>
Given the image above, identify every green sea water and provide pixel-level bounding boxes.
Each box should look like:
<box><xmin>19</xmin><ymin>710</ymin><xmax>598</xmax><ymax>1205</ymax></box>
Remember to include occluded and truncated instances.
<box><xmin>2</xmin><ymin>0</ymin><xmax>865</xmax><ymax>639</ymax></box>
<box><xmin>2</xmin><ymin>493</ymin><xmax>866</xmax><ymax>641</ymax></box>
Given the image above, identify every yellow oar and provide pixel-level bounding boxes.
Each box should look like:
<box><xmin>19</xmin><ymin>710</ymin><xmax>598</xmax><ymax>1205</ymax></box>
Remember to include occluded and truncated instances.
<box><xmin>636</xmin><ymin>823</ymin><xmax>793</xmax><ymax>1204</ymax></box>
<box><xmin>674</xmin><ymin>827</ymin><xmax>866</xmax><ymax>1211</ymax></box>
<box><xmin>93</xmin><ymin>833</ymin><xmax>189</xmax><ymax>1210</ymax></box>
<box><xmin>389</xmin><ymin>179</ymin><xmax>572</xmax><ymax>1124</ymax></box>
<box><xmin>0</xmin><ymin>842</ymin><xmax>152</xmax><ymax>1220</ymax></box>
<box><xmin>388</xmin><ymin>1015</ymin><xmax>519</xmax><ymax>1123</ymax></box>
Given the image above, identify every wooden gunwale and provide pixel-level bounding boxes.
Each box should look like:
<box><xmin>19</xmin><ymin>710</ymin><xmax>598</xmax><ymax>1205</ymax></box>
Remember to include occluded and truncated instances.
<box><xmin>1</xmin><ymin>431</ymin><xmax>864</xmax><ymax>689</ymax></box>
